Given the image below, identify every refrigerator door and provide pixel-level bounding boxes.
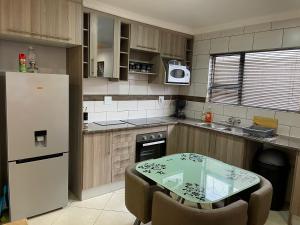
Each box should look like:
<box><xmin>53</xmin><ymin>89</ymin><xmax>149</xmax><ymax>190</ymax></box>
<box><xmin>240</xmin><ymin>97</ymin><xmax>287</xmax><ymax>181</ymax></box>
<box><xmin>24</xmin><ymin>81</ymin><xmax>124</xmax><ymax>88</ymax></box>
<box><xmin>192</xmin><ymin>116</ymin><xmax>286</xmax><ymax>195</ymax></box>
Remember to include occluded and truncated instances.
<box><xmin>5</xmin><ymin>72</ymin><xmax>69</xmax><ymax>161</ymax></box>
<box><xmin>8</xmin><ymin>153</ymin><xmax>68</xmax><ymax>221</ymax></box>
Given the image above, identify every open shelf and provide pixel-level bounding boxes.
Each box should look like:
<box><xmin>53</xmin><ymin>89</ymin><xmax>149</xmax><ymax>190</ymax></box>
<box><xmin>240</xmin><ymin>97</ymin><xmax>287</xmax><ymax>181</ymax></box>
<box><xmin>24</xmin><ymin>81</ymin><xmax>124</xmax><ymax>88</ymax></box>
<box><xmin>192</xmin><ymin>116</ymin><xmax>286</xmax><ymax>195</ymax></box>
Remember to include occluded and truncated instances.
<box><xmin>185</xmin><ymin>38</ymin><xmax>193</xmax><ymax>69</ymax></box>
<box><xmin>83</xmin><ymin>12</ymin><xmax>90</xmax><ymax>78</ymax></box>
<box><xmin>119</xmin><ymin>22</ymin><xmax>130</xmax><ymax>81</ymax></box>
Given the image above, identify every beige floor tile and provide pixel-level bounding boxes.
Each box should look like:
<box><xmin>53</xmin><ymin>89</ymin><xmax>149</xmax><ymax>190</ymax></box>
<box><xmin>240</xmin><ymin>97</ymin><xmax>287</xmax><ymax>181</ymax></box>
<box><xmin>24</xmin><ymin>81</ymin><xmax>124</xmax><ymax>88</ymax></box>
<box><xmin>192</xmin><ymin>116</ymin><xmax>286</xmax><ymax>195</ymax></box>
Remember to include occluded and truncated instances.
<box><xmin>53</xmin><ymin>207</ymin><xmax>102</xmax><ymax>225</ymax></box>
<box><xmin>71</xmin><ymin>192</ymin><xmax>113</xmax><ymax>210</ymax></box>
<box><xmin>104</xmin><ymin>189</ymin><xmax>128</xmax><ymax>212</ymax></box>
<box><xmin>28</xmin><ymin>209</ymin><xmax>64</xmax><ymax>225</ymax></box>
<box><xmin>265</xmin><ymin>211</ymin><xmax>288</xmax><ymax>225</ymax></box>
<box><xmin>94</xmin><ymin>210</ymin><xmax>135</xmax><ymax>225</ymax></box>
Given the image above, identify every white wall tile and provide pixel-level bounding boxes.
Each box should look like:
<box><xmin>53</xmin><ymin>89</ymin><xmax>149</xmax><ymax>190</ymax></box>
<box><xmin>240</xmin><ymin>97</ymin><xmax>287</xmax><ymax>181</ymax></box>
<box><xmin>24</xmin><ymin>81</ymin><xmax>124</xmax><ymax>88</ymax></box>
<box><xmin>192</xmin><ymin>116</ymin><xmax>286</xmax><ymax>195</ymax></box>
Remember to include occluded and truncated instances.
<box><xmin>83</xmin><ymin>78</ymin><xmax>108</xmax><ymax>95</ymax></box>
<box><xmin>193</xmin><ymin>84</ymin><xmax>208</xmax><ymax>97</ymax></box>
<box><xmin>277</xmin><ymin>125</ymin><xmax>291</xmax><ymax>136</ymax></box>
<box><xmin>191</xmin><ymin>68</ymin><xmax>209</xmax><ymax>84</ymax></box>
<box><xmin>146</xmin><ymin>109</ymin><xmax>165</xmax><ymax>118</ymax></box>
<box><xmin>283</xmin><ymin>27</ymin><xmax>300</xmax><ymax>48</ymax></box>
<box><xmin>223</xmin><ymin>105</ymin><xmax>247</xmax><ymax>118</ymax></box>
<box><xmin>244</xmin><ymin>23</ymin><xmax>271</xmax><ymax>33</ymax></box>
<box><xmin>184</xmin><ymin>110</ymin><xmax>196</xmax><ymax>119</ymax></box>
<box><xmin>193</xmin><ymin>40</ymin><xmax>211</xmax><ymax>55</ymax></box>
<box><xmin>253</xmin><ymin>30</ymin><xmax>283</xmax><ymax>50</ymax></box>
<box><xmin>164</xmin><ymin>85</ymin><xmax>179</xmax><ymax>95</ymax></box>
<box><xmin>290</xmin><ymin>127</ymin><xmax>300</xmax><ymax>138</ymax></box>
<box><xmin>129</xmin><ymin>80</ymin><xmax>148</xmax><ymax>95</ymax></box>
<box><xmin>210</xmin><ymin>37</ymin><xmax>230</xmax><ymax>54</ymax></box>
<box><xmin>246</xmin><ymin>107</ymin><xmax>275</xmax><ymax>120</ymax></box>
<box><xmin>128</xmin><ymin>74</ymin><xmax>148</xmax><ymax>81</ymax></box>
<box><xmin>106</xmin><ymin>111</ymin><xmax>128</xmax><ymax>121</ymax></box>
<box><xmin>220</xmin><ymin>27</ymin><xmax>244</xmax><ymax>37</ymax></box>
<box><xmin>138</xmin><ymin>100</ymin><xmax>157</xmax><ymax>110</ymax></box>
<box><xmin>179</xmin><ymin>85</ymin><xmax>194</xmax><ymax>96</ymax></box>
<box><xmin>94</xmin><ymin>101</ymin><xmax>118</xmax><ymax>112</ymax></box>
<box><xmin>107</xmin><ymin>81</ymin><xmax>129</xmax><ymax>95</ymax></box>
<box><xmin>195</xmin><ymin>55</ymin><xmax>210</xmax><ymax>69</ymax></box>
<box><xmin>128</xmin><ymin>110</ymin><xmax>147</xmax><ymax>119</ymax></box>
<box><xmin>88</xmin><ymin>112</ymin><xmax>106</xmax><ymax>122</ymax></box>
<box><xmin>213</xmin><ymin>114</ymin><xmax>229</xmax><ymax>123</ymax></box>
<box><xmin>275</xmin><ymin>111</ymin><xmax>300</xmax><ymax>127</ymax></box>
<box><xmin>204</xmin><ymin>103</ymin><xmax>224</xmax><ymax>115</ymax></box>
<box><xmin>156</xmin><ymin>100</ymin><xmax>173</xmax><ymax>109</ymax></box>
<box><xmin>83</xmin><ymin>101</ymin><xmax>95</xmax><ymax>113</ymax></box>
<box><xmin>148</xmin><ymin>84</ymin><xmax>165</xmax><ymax>95</ymax></box>
<box><xmin>229</xmin><ymin>34</ymin><xmax>254</xmax><ymax>52</ymax></box>
<box><xmin>186</xmin><ymin>101</ymin><xmax>204</xmax><ymax>112</ymax></box>
<box><xmin>117</xmin><ymin>101</ymin><xmax>138</xmax><ymax>111</ymax></box>
<box><xmin>272</xmin><ymin>18</ymin><xmax>300</xmax><ymax>29</ymax></box>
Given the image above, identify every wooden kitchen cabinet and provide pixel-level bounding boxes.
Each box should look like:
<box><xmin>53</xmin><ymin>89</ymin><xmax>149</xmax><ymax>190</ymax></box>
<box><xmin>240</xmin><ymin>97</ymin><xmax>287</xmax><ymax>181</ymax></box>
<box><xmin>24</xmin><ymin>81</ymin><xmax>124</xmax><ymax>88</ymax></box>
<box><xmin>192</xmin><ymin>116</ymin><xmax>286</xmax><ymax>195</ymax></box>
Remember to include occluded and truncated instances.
<box><xmin>82</xmin><ymin>133</ymin><xmax>112</xmax><ymax>190</ymax></box>
<box><xmin>0</xmin><ymin>0</ymin><xmax>82</xmax><ymax>46</ymax></box>
<box><xmin>130</xmin><ymin>23</ymin><xmax>160</xmax><ymax>52</ymax></box>
<box><xmin>40</xmin><ymin>0</ymin><xmax>69</xmax><ymax>41</ymax></box>
<box><xmin>111</xmin><ymin>130</ymin><xmax>136</xmax><ymax>182</ymax></box>
<box><xmin>209</xmin><ymin>132</ymin><xmax>246</xmax><ymax>167</ymax></box>
<box><xmin>167</xmin><ymin>124</ymin><xmax>178</xmax><ymax>155</ymax></box>
<box><xmin>160</xmin><ymin>31</ymin><xmax>186</xmax><ymax>59</ymax></box>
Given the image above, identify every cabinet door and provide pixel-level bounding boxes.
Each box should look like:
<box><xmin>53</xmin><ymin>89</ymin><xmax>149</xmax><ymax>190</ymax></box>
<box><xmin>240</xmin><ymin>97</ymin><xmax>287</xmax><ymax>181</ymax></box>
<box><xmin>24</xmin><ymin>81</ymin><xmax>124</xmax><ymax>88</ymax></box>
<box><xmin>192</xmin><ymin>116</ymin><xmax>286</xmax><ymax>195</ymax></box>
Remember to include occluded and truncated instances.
<box><xmin>131</xmin><ymin>23</ymin><xmax>160</xmax><ymax>52</ymax></box>
<box><xmin>192</xmin><ymin>128</ymin><xmax>211</xmax><ymax>156</ymax></box>
<box><xmin>83</xmin><ymin>133</ymin><xmax>112</xmax><ymax>190</ymax></box>
<box><xmin>111</xmin><ymin>131</ymin><xmax>136</xmax><ymax>182</ymax></box>
<box><xmin>1</xmin><ymin>0</ymin><xmax>40</xmax><ymax>36</ymax></box>
<box><xmin>68</xmin><ymin>0</ymin><xmax>82</xmax><ymax>45</ymax></box>
<box><xmin>210</xmin><ymin>132</ymin><xmax>245</xmax><ymax>167</ymax></box>
<box><xmin>167</xmin><ymin>125</ymin><xmax>178</xmax><ymax>155</ymax></box>
<box><xmin>40</xmin><ymin>0</ymin><xmax>70</xmax><ymax>41</ymax></box>
<box><xmin>161</xmin><ymin>31</ymin><xmax>186</xmax><ymax>59</ymax></box>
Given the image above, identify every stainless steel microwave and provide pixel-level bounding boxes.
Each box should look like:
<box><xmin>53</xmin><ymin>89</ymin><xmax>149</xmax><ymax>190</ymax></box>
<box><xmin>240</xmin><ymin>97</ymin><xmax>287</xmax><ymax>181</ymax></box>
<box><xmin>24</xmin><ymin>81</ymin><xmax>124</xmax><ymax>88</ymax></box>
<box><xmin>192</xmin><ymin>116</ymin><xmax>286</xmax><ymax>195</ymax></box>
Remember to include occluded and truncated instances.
<box><xmin>165</xmin><ymin>60</ymin><xmax>191</xmax><ymax>85</ymax></box>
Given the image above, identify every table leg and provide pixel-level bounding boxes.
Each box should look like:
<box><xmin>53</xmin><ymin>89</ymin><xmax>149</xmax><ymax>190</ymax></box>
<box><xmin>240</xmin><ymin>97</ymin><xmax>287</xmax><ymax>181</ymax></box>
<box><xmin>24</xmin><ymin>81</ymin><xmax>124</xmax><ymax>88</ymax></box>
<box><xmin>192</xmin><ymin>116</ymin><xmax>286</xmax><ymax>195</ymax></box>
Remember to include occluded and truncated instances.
<box><xmin>197</xmin><ymin>203</ymin><xmax>202</xmax><ymax>209</ymax></box>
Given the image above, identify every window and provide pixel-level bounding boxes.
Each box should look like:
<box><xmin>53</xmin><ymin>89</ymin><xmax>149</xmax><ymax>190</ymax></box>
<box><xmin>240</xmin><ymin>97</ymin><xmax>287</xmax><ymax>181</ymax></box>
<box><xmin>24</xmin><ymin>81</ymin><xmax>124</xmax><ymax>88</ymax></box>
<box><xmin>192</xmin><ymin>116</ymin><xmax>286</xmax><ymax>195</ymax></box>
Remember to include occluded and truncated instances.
<box><xmin>209</xmin><ymin>49</ymin><xmax>300</xmax><ymax>112</ymax></box>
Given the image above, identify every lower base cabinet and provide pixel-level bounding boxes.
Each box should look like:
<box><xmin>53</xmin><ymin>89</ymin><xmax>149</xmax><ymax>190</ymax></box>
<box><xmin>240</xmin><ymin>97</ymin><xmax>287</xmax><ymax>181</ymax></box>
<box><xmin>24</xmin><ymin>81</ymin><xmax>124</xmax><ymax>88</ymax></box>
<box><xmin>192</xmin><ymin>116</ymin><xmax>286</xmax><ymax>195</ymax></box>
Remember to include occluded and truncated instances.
<box><xmin>83</xmin><ymin>132</ymin><xmax>112</xmax><ymax>190</ymax></box>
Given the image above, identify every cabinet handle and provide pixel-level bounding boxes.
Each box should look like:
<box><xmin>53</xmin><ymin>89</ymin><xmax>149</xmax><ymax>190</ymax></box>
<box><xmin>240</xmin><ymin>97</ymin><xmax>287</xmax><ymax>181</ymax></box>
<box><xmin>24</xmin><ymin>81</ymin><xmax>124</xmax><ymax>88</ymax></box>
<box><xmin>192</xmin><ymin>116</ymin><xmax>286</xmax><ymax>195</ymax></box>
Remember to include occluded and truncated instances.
<box><xmin>7</xmin><ymin>29</ymin><xmax>71</xmax><ymax>41</ymax></box>
<box><xmin>90</xmin><ymin>58</ymin><xmax>95</xmax><ymax>76</ymax></box>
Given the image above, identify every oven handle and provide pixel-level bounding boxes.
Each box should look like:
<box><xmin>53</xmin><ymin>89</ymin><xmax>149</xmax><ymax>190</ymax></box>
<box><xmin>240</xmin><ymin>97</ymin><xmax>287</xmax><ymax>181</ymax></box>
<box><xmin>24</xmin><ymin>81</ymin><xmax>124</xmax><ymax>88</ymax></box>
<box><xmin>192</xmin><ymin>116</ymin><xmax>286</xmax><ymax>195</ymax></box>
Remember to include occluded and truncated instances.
<box><xmin>142</xmin><ymin>140</ymin><xmax>165</xmax><ymax>147</ymax></box>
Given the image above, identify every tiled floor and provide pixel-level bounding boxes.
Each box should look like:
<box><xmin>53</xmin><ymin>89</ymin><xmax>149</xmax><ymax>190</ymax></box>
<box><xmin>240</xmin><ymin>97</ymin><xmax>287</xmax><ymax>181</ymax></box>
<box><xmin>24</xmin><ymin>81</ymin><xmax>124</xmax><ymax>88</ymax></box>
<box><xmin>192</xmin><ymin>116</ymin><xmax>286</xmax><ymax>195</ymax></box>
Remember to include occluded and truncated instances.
<box><xmin>28</xmin><ymin>188</ymin><xmax>288</xmax><ymax>225</ymax></box>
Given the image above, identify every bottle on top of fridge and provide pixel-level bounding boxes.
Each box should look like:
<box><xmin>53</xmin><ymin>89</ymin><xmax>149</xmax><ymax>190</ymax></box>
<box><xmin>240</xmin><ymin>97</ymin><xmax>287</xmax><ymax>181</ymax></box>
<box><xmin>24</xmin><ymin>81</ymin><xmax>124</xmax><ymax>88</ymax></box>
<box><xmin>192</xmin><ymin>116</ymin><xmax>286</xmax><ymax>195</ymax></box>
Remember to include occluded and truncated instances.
<box><xmin>27</xmin><ymin>46</ymin><xmax>38</xmax><ymax>73</ymax></box>
<box><xmin>18</xmin><ymin>53</ymin><xmax>27</xmax><ymax>72</ymax></box>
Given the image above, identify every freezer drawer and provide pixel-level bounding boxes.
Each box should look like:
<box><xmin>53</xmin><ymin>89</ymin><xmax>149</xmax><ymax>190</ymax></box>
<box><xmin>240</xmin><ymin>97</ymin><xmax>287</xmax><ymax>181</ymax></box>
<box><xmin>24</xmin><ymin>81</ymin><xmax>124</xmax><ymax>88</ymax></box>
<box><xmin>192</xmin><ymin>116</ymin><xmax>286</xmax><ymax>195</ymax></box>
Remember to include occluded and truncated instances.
<box><xmin>8</xmin><ymin>153</ymin><xmax>68</xmax><ymax>221</ymax></box>
<box><xmin>5</xmin><ymin>72</ymin><xmax>69</xmax><ymax>161</ymax></box>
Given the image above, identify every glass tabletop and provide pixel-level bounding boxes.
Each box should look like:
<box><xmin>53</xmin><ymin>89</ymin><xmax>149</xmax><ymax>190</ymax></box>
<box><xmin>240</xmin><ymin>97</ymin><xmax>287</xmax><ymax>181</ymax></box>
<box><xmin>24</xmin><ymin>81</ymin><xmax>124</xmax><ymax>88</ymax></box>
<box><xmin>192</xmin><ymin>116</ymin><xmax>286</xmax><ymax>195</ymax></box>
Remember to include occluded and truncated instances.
<box><xmin>136</xmin><ymin>153</ymin><xmax>260</xmax><ymax>204</ymax></box>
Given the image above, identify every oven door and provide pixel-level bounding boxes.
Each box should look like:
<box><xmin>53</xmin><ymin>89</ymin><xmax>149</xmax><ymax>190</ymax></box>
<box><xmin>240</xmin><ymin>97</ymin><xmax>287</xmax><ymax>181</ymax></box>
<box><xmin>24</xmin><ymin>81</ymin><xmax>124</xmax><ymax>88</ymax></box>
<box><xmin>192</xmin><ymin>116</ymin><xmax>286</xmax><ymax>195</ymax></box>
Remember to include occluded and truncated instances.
<box><xmin>167</xmin><ymin>64</ymin><xmax>190</xmax><ymax>84</ymax></box>
<box><xmin>136</xmin><ymin>139</ymin><xmax>166</xmax><ymax>162</ymax></box>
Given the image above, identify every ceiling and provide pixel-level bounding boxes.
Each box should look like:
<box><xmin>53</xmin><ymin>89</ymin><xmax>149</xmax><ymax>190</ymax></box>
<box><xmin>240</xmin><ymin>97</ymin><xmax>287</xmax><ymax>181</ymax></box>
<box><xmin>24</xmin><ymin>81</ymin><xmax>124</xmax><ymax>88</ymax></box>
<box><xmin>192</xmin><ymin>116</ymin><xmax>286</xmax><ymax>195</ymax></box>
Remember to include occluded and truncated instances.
<box><xmin>89</xmin><ymin>0</ymin><xmax>300</xmax><ymax>34</ymax></box>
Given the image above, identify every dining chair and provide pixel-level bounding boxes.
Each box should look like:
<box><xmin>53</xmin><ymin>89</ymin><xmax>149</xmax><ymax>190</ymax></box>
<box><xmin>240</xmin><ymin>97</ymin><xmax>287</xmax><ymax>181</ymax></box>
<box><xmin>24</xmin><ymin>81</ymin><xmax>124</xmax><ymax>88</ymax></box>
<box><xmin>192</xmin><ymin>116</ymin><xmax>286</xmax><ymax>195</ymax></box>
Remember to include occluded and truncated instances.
<box><xmin>151</xmin><ymin>191</ymin><xmax>248</xmax><ymax>225</ymax></box>
<box><xmin>247</xmin><ymin>175</ymin><xmax>273</xmax><ymax>225</ymax></box>
<box><xmin>125</xmin><ymin>164</ymin><xmax>163</xmax><ymax>225</ymax></box>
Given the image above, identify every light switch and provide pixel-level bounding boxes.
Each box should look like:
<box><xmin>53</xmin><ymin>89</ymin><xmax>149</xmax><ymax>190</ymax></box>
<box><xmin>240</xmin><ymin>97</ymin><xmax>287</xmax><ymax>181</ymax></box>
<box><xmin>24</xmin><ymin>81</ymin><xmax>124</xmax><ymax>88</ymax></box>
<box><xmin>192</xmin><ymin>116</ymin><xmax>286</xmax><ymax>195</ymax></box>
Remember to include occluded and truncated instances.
<box><xmin>104</xmin><ymin>96</ymin><xmax>112</xmax><ymax>105</ymax></box>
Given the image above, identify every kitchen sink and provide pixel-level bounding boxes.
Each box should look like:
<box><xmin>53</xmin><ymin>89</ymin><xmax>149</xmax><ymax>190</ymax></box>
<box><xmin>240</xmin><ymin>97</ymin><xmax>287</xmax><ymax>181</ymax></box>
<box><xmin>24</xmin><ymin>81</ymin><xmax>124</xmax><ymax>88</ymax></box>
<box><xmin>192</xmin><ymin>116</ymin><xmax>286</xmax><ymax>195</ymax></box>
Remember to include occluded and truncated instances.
<box><xmin>195</xmin><ymin>122</ymin><xmax>244</xmax><ymax>134</ymax></box>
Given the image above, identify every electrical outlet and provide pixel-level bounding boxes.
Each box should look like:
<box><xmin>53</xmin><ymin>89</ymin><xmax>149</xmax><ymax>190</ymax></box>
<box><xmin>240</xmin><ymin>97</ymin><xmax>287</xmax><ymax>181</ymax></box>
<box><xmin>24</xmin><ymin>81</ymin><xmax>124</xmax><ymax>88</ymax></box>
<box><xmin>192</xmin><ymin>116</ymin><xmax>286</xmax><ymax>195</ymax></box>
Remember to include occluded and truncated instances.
<box><xmin>159</xmin><ymin>96</ymin><xmax>164</xmax><ymax>105</ymax></box>
<box><xmin>104</xmin><ymin>96</ymin><xmax>112</xmax><ymax>105</ymax></box>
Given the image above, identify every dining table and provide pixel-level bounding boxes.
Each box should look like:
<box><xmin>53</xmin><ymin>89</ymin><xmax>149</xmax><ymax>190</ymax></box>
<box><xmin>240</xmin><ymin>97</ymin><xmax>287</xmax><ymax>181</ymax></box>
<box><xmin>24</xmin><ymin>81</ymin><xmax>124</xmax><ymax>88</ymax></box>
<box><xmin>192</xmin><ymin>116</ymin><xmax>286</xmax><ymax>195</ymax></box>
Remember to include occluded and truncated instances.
<box><xmin>136</xmin><ymin>153</ymin><xmax>260</xmax><ymax>207</ymax></box>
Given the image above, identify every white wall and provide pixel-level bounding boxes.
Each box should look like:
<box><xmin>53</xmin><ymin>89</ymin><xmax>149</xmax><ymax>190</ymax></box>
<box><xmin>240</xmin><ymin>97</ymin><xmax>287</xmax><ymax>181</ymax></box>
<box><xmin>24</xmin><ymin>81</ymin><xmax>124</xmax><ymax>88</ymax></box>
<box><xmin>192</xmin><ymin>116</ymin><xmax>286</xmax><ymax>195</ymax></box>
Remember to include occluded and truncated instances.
<box><xmin>183</xmin><ymin>17</ymin><xmax>300</xmax><ymax>138</ymax></box>
<box><xmin>0</xmin><ymin>40</ymin><xmax>66</xmax><ymax>74</ymax></box>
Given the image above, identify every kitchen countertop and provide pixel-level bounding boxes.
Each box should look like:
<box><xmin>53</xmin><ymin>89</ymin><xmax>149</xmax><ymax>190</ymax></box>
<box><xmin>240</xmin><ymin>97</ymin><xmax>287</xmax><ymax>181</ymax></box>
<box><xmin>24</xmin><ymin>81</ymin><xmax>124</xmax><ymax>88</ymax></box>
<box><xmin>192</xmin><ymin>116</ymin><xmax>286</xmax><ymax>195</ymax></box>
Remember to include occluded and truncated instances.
<box><xmin>83</xmin><ymin>117</ymin><xmax>300</xmax><ymax>151</ymax></box>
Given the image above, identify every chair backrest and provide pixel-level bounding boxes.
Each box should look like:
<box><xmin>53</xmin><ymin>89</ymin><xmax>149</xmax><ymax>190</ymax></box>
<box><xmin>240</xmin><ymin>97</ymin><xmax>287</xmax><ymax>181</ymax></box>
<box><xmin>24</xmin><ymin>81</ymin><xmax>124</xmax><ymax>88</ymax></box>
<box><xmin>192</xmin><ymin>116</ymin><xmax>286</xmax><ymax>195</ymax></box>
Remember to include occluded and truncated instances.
<box><xmin>125</xmin><ymin>164</ymin><xmax>153</xmax><ymax>224</ymax></box>
<box><xmin>247</xmin><ymin>175</ymin><xmax>273</xmax><ymax>225</ymax></box>
<box><xmin>152</xmin><ymin>191</ymin><xmax>248</xmax><ymax>225</ymax></box>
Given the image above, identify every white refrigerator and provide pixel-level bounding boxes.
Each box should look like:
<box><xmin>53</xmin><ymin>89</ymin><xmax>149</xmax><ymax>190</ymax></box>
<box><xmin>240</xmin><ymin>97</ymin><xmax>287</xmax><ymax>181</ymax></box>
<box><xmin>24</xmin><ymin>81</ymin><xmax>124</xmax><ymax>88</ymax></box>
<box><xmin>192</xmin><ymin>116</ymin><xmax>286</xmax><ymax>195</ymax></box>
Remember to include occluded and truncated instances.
<box><xmin>0</xmin><ymin>72</ymin><xmax>69</xmax><ymax>221</ymax></box>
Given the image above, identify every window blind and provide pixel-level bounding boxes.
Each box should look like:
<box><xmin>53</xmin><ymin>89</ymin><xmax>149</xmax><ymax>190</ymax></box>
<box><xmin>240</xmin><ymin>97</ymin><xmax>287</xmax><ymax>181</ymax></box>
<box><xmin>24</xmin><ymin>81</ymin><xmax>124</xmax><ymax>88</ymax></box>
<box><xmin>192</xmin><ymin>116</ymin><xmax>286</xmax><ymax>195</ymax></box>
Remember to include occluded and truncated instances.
<box><xmin>209</xmin><ymin>54</ymin><xmax>241</xmax><ymax>104</ymax></box>
<box><xmin>209</xmin><ymin>49</ymin><xmax>300</xmax><ymax>112</ymax></box>
<box><xmin>242</xmin><ymin>49</ymin><xmax>300</xmax><ymax>111</ymax></box>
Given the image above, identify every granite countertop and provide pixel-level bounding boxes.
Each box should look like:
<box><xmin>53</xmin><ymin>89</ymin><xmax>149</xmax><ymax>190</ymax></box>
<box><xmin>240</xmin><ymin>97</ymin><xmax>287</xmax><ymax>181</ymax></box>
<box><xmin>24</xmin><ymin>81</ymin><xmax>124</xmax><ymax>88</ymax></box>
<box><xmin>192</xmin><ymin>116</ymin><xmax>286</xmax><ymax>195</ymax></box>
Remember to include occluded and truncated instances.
<box><xmin>83</xmin><ymin>117</ymin><xmax>300</xmax><ymax>151</ymax></box>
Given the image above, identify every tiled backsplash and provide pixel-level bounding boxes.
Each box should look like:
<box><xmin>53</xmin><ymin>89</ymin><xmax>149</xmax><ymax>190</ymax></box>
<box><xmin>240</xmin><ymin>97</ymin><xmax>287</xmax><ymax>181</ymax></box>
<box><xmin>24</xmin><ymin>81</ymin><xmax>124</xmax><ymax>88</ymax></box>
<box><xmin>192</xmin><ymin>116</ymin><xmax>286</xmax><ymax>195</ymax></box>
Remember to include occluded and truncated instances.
<box><xmin>84</xmin><ymin>100</ymin><xmax>175</xmax><ymax>122</ymax></box>
<box><xmin>83</xmin><ymin>74</ymin><xmax>178</xmax><ymax>121</ymax></box>
<box><xmin>182</xmin><ymin>17</ymin><xmax>300</xmax><ymax>138</ymax></box>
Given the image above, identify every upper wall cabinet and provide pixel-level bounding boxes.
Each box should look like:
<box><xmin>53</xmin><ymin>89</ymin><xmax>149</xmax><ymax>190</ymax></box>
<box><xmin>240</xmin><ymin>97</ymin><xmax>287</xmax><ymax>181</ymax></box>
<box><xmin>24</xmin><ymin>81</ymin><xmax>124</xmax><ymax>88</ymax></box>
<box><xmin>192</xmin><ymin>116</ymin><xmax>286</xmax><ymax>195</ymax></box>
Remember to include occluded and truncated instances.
<box><xmin>160</xmin><ymin>31</ymin><xmax>186</xmax><ymax>60</ymax></box>
<box><xmin>89</xmin><ymin>12</ymin><xmax>120</xmax><ymax>79</ymax></box>
<box><xmin>130</xmin><ymin>23</ymin><xmax>160</xmax><ymax>53</ymax></box>
<box><xmin>0</xmin><ymin>0</ymin><xmax>82</xmax><ymax>46</ymax></box>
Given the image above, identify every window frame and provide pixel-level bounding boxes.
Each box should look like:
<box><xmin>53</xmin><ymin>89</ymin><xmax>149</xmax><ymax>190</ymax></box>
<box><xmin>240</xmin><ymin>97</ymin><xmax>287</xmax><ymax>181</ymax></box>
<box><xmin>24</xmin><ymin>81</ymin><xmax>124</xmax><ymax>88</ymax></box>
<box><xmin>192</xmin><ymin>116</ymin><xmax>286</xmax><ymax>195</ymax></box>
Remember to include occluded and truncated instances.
<box><xmin>208</xmin><ymin>47</ymin><xmax>300</xmax><ymax>113</ymax></box>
